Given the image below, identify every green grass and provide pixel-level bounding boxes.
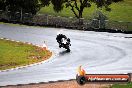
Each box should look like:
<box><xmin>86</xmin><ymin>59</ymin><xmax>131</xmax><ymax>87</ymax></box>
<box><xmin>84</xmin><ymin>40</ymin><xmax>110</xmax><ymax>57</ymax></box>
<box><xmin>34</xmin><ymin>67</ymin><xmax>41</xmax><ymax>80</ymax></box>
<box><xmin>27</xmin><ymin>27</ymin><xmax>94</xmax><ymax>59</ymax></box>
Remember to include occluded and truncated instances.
<box><xmin>38</xmin><ymin>0</ymin><xmax>132</xmax><ymax>22</ymax></box>
<box><xmin>0</xmin><ymin>39</ymin><xmax>51</xmax><ymax>70</ymax></box>
<box><xmin>111</xmin><ymin>82</ymin><xmax>132</xmax><ymax>88</ymax></box>
<box><xmin>0</xmin><ymin>22</ymin><xmax>27</xmax><ymax>27</ymax></box>
<box><xmin>0</xmin><ymin>22</ymin><xmax>47</xmax><ymax>28</ymax></box>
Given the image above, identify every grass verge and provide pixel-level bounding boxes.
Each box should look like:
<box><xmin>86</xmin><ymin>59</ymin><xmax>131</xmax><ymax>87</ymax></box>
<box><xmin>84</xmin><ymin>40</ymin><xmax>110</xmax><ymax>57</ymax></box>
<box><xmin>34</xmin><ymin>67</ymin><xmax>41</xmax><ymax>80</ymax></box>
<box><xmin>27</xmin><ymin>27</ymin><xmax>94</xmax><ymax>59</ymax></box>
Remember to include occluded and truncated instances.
<box><xmin>0</xmin><ymin>39</ymin><xmax>52</xmax><ymax>70</ymax></box>
<box><xmin>0</xmin><ymin>22</ymin><xmax>47</xmax><ymax>28</ymax></box>
<box><xmin>39</xmin><ymin>0</ymin><xmax>132</xmax><ymax>22</ymax></box>
<box><xmin>110</xmin><ymin>82</ymin><xmax>132</xmax><ymax>88</ymax></box>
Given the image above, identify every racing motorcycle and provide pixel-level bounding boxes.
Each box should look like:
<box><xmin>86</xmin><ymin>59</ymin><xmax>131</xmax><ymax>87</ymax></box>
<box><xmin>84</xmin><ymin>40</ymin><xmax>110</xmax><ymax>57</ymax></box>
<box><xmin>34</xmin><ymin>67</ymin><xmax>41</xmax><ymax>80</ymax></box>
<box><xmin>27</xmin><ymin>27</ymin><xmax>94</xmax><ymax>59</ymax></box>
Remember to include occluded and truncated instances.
<box><xmin>56</xmin><ymin>34</ymin><xmax>71</xmax><ymax>52</ymax></box>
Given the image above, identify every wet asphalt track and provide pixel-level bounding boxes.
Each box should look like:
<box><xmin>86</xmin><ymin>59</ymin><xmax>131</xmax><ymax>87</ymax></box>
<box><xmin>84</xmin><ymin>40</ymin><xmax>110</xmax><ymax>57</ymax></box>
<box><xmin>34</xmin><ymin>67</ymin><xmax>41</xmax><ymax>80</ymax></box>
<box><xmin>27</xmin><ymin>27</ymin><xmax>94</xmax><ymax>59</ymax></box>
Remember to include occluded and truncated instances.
<box><xmin>0</xmin><ymin>24</ymin><xmax>132</xmax><ymax>86</ymax></box>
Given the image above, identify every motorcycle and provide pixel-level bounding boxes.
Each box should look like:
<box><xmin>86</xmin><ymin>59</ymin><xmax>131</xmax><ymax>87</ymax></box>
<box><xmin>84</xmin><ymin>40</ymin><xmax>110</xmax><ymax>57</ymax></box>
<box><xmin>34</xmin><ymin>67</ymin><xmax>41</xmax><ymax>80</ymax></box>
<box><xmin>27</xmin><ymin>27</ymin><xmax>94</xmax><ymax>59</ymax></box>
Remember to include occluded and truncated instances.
<box><xmin>56</xmin><ymin>34</ymin><xmax>71</xmax><ymax>52</ymax></box>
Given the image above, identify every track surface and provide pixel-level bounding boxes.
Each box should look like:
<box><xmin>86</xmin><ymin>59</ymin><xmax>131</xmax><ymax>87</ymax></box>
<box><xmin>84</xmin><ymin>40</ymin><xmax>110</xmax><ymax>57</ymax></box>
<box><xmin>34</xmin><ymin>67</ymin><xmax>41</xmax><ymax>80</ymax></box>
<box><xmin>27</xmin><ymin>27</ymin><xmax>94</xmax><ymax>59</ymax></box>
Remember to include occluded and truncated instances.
<box><xmin>0</xmin><ymin>24</ymin><xmax>132</xmax><ymax>86</ymax></box>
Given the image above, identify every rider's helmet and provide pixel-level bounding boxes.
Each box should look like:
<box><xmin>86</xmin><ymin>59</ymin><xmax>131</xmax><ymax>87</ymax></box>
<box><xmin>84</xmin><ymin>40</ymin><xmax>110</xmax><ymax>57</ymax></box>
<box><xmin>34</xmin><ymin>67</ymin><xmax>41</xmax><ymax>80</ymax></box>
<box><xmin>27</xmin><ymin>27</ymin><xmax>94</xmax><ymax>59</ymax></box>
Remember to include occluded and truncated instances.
<box><xmin>67</xmin><ymin>38</ymin><xmax>70</xmax><ymax>42</ymax></box>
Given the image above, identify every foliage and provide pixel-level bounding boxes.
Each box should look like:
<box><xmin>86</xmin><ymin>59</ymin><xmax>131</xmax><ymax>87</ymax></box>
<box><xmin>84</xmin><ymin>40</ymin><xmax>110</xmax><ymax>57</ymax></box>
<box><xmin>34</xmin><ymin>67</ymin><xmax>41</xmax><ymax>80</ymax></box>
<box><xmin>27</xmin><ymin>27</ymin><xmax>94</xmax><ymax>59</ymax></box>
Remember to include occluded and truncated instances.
<box><xmin>39</xmin><ymin>0</ymin><xmax>132</xmax><ymax>22</ymax></box>
<box><xmin>1</xmin><ymin>0</ymin><xmax>40</xmax><ymax>15</ymax></box>
<box><xmin>40</xmin><ymin>0</ymin><xmax>124</xmax><ymax>19</ymax></box>
<box><xmin>39</xmin><ymin>0</ymin><xmax>51</xmax><ymax>6</ymax></box>
<box><xmin>0</xmin><ymin>0</ymin><xmax>6</xmax><ymax>11</ymax></box>
<box><xmin>111</xmin><ymin>82</ymin><xmax>132</xmax><ymax>88</ymax></box>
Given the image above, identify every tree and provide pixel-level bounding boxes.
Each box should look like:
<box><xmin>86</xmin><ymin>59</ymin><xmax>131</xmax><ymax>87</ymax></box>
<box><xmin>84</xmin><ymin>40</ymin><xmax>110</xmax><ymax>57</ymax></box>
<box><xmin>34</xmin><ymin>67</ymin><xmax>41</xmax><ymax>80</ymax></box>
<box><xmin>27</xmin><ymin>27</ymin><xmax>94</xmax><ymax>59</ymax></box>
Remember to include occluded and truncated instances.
<box><xmin>40</xmin><ymin>0</ymin><xmax>123</xmax><ymax>19</ymax></box>
<box><xmin>0</xmin><ymin>0</ymin><xmax>6</xmax><ymax>11</ymax></box>
<box><xmin>5</xmin><ymin>0</ymin><xmax>40</xmax><ymax>15</ymax></box>
<box><xmin>2</xmin><ymin>0</ymin><xmax>41</xmax><ymax>21</ymax></box>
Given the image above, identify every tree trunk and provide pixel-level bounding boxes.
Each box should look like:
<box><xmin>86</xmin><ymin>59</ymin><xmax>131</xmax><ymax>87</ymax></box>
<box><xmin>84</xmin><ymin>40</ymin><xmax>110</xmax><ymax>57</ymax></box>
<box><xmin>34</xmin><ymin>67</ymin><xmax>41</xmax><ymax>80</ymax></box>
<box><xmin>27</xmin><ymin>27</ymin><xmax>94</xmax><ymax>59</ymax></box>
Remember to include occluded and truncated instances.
<box><xmin>20</xmin><ymin>8</ymin><xmax>23</xmax><ymax>22</ymax></box>
<box><xmin>78</xmin><ymin>10</ymin><xmax>83</xmax><ymax>25</ymax></box>
<box><xmin>78</xmin><ymin>6</ymin><xmax>84</xmax><ymax>30</ymax></box>
<box><xmin>79</xmin><ymin>10</ymin><xmax>83</xmax><ymax>18</ymax></box>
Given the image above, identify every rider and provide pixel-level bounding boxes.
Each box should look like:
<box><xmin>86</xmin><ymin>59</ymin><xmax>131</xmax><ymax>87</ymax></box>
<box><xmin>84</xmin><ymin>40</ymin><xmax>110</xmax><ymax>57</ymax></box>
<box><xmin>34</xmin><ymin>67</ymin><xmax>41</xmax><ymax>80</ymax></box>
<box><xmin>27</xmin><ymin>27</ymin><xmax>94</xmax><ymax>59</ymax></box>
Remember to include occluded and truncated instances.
<box><xmin>56</xmin><ymin>33</ymin><xmax>71</xmax><ymax>47</ymax></box>
<box><xmin>56</xmin><ymin>34</ymin><xmax>66</xmax><ymax>43</ymax></box>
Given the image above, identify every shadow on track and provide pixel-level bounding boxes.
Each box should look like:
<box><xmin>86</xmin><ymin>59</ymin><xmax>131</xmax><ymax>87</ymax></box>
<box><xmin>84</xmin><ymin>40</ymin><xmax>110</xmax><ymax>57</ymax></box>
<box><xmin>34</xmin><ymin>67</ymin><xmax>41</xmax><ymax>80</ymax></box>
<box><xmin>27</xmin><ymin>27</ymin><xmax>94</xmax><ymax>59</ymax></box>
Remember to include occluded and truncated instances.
<box><xmin>59</xmin><ymin>50</ymin><xmax>70</xmax><ymax>56</ymax></box>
